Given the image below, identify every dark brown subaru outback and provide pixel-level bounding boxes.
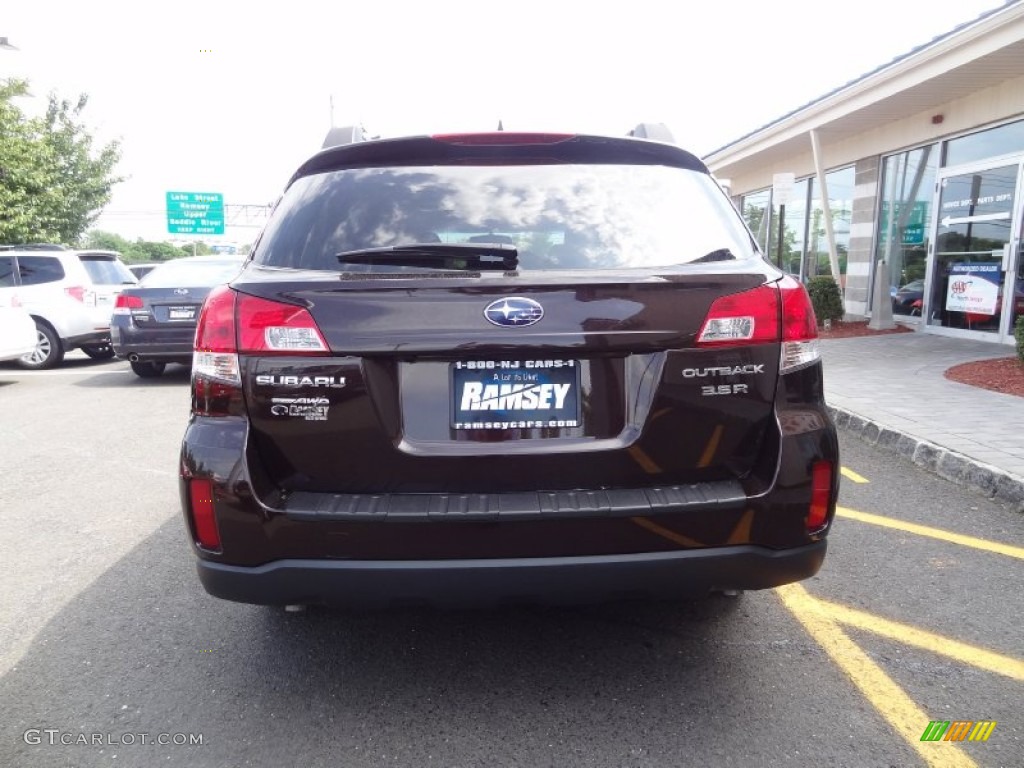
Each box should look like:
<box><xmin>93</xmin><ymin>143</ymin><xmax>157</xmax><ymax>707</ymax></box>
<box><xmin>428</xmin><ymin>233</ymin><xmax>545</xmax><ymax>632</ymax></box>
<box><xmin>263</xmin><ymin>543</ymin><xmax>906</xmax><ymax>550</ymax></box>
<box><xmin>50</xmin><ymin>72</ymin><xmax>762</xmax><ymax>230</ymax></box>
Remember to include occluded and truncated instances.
<box><xmin>179</xmin><ymin>129</ymin><xmax>839</xmax><ymax>607</ymax></box>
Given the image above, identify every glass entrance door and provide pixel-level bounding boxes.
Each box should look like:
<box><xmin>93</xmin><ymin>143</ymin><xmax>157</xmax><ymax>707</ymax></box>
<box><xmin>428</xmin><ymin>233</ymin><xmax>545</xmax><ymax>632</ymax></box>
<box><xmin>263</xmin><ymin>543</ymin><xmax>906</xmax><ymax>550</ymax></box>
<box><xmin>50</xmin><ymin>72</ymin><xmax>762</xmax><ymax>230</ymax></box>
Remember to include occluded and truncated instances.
<box><xmin>926</xmin><ymin>160</ymin><xmax>1023</xmax><ymax>342</ymax></box>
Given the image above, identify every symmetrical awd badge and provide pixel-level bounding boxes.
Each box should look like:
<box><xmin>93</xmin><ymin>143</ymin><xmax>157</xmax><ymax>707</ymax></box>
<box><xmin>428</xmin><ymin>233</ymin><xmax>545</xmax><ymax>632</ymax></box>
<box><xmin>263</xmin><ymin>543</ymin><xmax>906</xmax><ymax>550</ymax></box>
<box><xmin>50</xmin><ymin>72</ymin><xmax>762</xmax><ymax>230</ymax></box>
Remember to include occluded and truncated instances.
<box><xmin>484</xmin><ymin>297</ymin><xmax>544</xmax><ymax>328</ymax></box>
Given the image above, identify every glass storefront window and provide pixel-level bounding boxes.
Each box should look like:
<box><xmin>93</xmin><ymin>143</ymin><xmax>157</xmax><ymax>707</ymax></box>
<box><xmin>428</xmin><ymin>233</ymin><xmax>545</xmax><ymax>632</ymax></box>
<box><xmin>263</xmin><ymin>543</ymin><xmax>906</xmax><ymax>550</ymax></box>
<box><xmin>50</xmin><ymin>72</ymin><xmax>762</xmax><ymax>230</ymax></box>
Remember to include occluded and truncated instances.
<box><xmin>773</xmin><ymin>179</ymin><xmax>808</xmax><ymax>275</ymax></box>
<box><xmin>929</xmin><ymin>164</ymin><xmax>1018</xmax><ymax>334</ymax></box>
<box><xmin>808</xmin><ymin>166</ymin><xmax>854</xmax><ymax>280</ymax></box>
<box><xmin>944</xmin><ymin>118</ymin><xmax>1024</xmax><ymax>168</ymax></box>
<box><xmin>741</xmin><ymin>189</ymin><xmax>772</xmax><ymax>256</ymax></box>
<box><xmin>876</xmin><ymin>144</ymin><xmax>938</xmax><ymax>315</ymax></box>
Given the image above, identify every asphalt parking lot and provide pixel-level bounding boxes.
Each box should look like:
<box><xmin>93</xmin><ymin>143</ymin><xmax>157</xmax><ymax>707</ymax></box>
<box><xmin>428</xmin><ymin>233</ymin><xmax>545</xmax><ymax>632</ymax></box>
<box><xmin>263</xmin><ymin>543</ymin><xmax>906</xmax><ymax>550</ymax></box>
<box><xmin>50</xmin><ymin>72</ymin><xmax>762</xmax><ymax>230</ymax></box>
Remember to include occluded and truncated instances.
<box><xmin>1</xmin><ymin>354</ymin><xmax>1021</xmax><ymax>768</ymax></box>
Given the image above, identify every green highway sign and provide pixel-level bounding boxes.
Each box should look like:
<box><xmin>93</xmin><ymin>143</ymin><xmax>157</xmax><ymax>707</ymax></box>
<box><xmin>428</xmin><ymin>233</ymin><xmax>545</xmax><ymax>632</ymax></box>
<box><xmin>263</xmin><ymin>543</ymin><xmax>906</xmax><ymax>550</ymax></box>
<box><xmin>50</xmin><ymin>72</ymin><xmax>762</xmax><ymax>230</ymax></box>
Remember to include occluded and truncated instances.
<box><xmin>166</xmin><ymin>191</ymin><xmax>225</xmax><ymax>235</ymax></box>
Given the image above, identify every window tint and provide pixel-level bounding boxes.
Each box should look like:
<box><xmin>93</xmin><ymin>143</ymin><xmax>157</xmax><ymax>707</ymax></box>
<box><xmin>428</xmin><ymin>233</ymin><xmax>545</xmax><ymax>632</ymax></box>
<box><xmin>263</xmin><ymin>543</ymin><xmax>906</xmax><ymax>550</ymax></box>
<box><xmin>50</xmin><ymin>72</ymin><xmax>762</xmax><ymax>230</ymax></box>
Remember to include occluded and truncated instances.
<box><xmin>19</xmin><ymin>256</ymin><xmax>65</xmax><ymax>285</ymax></box>
<box><xmin>140</xmin><ymin>259</ymin><xmax>245</xmax><ymax>288</ymax></box>
<box><xmin>255</xmin><ymin>164</ymin><xmax>756</xmax><ymax>272</ymax></box>
<box><xmin>79</xmin><ymin>255</ymin><xmax>136</xmax><ymax>285</ymax></box>
<box><xmin>0</xmin><ymin>256</ymin><xmax>15</xmax><ymax>287</ymax></box>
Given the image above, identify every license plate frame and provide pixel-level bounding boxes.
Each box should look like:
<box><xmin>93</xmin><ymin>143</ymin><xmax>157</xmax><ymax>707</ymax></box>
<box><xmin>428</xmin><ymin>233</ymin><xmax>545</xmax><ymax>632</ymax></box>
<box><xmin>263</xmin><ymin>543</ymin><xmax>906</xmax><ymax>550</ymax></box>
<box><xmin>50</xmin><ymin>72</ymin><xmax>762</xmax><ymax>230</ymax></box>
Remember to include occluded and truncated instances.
<box><xmin>450</xmin><ymin>359</ymin><xmax>581</xmax><ymax>431</ymax></box>
<box><xmin>167</xmin><ymin>306</ymin><xmax>196</xmax><ymax>321</ymax></box>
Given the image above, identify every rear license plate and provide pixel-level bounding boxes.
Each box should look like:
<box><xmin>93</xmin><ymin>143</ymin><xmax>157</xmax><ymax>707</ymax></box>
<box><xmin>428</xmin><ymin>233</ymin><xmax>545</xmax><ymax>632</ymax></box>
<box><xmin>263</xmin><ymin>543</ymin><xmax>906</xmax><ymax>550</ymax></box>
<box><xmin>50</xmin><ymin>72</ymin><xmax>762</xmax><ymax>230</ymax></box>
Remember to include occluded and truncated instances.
<box><xmin>451</xmin><ymin>360</ymin><xmax>580</xmax><ymax>430</ymax></box>
<box><xmin>168</xmin><ymin>306</ymin><xmax>196</xmax><ymax>320</ymax></box>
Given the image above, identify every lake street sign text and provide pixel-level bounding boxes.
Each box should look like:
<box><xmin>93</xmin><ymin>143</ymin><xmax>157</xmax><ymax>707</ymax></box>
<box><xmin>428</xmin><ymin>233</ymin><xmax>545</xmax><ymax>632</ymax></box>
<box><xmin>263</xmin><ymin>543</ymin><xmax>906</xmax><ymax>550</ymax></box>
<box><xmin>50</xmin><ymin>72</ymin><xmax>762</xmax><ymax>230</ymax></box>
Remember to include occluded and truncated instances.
<box><xmin>166</xmin><ymin>191</ymin><xmax>225</xmax><ymax>235</ymax></box>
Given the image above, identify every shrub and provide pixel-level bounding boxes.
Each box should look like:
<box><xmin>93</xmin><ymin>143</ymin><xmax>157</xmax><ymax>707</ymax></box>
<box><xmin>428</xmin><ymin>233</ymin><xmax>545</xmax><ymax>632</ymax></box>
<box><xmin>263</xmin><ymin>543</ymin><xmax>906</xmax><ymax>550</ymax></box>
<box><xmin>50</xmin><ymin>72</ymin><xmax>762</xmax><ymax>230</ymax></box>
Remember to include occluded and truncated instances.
<box><xmin>806</xmin><ymin>276</ymin><xmax>845</xmax><ymax>326</ymax></box>
<box><xmin>1015</xmin><ymin>315</ymin><xmax>1024</xmax><ymax>365</ymax></box>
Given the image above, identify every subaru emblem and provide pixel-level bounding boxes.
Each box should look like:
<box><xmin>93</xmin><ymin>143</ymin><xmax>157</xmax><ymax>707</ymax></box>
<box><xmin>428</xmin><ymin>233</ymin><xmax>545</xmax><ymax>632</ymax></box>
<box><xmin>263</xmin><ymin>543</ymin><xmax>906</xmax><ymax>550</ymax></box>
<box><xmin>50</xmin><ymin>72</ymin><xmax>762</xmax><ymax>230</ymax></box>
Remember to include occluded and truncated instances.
<box><xmin>174</xmin><ymin>288</ymin><xmax>189</xmax><ymax>295</ymax></box>
<box><xmin>484</xmin><ymin>297</ymin><xmax>544</xmax><ymax>328</ymax></box>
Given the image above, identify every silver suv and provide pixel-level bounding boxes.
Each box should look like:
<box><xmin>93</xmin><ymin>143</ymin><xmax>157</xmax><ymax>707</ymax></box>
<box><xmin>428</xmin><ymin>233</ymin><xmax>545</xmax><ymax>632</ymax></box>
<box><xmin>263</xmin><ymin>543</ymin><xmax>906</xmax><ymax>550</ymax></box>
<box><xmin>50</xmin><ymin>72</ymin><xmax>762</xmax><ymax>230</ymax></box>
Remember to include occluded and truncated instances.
<box><xmin>0</xmin><ymin>245</ymin><xmax>137</xmax><ymax>369</ymax></box>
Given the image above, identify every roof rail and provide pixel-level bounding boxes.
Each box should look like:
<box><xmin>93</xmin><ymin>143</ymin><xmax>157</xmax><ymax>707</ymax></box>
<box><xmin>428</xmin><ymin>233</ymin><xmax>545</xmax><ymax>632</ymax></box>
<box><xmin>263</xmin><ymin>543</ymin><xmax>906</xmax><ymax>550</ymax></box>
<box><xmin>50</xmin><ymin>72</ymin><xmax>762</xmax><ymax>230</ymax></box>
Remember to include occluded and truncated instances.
<box><xmin>322</xmin><ymin>125</ymin><xmax>371</xmax><ymax>150</ymax></box>
<box><xmin>0</xmin><ymin>243</ymin><xmax>69</xmax><ymax>251</ymax></box>
<box><xmin>627</xmin><ymin>123</ymin><xmax>675</xmax><ymax>144</ymax></box>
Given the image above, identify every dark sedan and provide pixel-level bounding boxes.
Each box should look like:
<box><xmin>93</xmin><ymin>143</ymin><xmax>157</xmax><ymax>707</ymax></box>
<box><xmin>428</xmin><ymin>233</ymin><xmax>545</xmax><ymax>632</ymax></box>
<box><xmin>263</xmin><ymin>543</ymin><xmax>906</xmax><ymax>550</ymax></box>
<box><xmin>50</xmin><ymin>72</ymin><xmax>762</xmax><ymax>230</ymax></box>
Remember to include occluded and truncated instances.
<box><xmin>112</xmin><ymin>255</ymin><xmax>245</xmax><ymax>377</ymax></box>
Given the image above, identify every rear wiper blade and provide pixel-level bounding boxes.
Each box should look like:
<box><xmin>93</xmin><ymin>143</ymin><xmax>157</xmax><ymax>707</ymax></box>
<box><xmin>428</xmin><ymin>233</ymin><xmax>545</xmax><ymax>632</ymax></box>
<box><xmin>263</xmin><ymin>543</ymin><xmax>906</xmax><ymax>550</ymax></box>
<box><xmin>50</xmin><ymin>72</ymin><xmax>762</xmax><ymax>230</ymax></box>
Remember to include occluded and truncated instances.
<box><xmin>336</xmin><ymin>242</ymin><xmax>518</xmax><ymax>271</ymax></box>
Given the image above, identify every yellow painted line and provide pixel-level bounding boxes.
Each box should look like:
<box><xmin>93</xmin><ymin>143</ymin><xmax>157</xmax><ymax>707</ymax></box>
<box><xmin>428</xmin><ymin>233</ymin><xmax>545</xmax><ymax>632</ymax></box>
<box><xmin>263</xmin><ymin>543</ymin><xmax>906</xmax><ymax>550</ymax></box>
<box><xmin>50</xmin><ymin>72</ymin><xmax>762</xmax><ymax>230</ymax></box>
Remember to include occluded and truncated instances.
<box><xmin>629</xmin><ymin>516</ymin><xmax>702</xmax><ymax>548</ymax></box>
<box><xmin>813</xmin><ymin>596</ymin><xmax>1024</xmax><ymax>682</ymax></box>
<box><xmin>840</xmin><ymin>466</ymin><xmax>869</xmax><ymax>483</ymax></box>
<box><xmin>837</xmin><ymin>506</ymin><xmax>1024</xmax><ymax>560</ymax></box>
<box><xmin>697</xmin><ymin>424</ymin><xmax>724</xmax><ymax>468</ymax></box>
<box><xmin>776</xmin><ymin>584</ymin><xmax>977</xmax><ymax>768</ymax></box>
<box><xmin>627</xmin><ymin>446</ymin><xmax>662</xmax><ymax>474</ymax></box>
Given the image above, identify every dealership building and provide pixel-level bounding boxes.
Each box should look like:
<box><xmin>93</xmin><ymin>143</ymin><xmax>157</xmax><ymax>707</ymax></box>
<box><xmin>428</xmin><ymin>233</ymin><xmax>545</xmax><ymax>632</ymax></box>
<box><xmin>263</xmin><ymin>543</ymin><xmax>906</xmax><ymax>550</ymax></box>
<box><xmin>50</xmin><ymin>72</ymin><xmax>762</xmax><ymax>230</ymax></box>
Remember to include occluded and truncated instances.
<box><xmin>705</xmin><ymin>0</ymin><xmax>1024</xmax><ymax>346</ymax></box>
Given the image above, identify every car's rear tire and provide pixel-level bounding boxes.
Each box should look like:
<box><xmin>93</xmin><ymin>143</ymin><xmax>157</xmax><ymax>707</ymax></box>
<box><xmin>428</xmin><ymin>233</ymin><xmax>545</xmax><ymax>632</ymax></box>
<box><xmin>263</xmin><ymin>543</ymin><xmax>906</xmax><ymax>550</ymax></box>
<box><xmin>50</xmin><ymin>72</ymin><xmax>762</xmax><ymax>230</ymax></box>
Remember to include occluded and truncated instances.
<box><xmin>81</xmin><ymin>343</ymin><xmax>116</xmax><ymax>360</ymax></box>
<box><xmin>18</xmin><ymin>321</ymin><xmax>64</xmax><ymax>370</ymax></box>
<box><xmin>130</xmin><ymin>361</ymin><xmax>166</xmax><ymax>378</ymax></box>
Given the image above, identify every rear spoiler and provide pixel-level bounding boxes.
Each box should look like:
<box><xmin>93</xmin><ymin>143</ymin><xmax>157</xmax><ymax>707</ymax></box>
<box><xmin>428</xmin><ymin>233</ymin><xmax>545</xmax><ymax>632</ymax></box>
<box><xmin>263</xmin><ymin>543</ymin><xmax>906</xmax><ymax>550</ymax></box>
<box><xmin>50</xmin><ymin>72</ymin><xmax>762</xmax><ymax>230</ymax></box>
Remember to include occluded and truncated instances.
<box><xmin>324</xmin><ymin>123</ymin><xmax>676</xmax><ymax>150</ymax></box>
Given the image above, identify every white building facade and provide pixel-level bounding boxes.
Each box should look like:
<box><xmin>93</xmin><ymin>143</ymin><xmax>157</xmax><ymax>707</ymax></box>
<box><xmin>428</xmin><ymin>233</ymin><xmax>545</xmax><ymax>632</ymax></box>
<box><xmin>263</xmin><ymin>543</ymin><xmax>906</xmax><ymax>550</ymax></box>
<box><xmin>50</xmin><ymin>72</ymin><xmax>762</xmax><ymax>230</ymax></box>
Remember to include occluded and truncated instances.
<box><xmin>705</xmin><ymin>1</ymin><xmax>1024</xmax><ymax>345</ymax></box>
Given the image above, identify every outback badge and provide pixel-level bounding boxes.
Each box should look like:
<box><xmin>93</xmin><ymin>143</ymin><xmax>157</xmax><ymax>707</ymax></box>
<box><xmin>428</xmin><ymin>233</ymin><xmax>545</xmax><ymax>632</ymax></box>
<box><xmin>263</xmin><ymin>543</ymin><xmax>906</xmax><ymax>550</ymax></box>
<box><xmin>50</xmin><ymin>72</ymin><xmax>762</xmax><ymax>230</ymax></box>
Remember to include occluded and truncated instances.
<box><xmin>484</xmin><ymin>297</ymin><xmax>544</xmax><ymax>328</ymax></box>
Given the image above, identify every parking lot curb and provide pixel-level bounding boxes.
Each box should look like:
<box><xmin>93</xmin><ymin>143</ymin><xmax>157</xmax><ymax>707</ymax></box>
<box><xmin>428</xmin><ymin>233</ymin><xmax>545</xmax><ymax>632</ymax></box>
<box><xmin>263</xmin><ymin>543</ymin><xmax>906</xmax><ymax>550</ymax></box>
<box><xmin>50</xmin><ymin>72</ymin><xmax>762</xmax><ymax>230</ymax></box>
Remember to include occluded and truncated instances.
<box><xmin>828</xmin><ymin>405</ymin><xmax>1024</xmax><ymax>513</ymax></box>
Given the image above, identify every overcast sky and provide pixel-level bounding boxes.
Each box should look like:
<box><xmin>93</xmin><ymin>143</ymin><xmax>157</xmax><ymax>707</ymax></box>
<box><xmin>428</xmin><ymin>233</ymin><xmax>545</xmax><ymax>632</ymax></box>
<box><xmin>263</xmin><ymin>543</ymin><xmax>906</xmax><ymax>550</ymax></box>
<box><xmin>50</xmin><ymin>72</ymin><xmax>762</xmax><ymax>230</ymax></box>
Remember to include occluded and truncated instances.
<box><xmin>2</xmin><ymin>0</ymin><xmax>1011</xmax><ymax>243</ymax></box>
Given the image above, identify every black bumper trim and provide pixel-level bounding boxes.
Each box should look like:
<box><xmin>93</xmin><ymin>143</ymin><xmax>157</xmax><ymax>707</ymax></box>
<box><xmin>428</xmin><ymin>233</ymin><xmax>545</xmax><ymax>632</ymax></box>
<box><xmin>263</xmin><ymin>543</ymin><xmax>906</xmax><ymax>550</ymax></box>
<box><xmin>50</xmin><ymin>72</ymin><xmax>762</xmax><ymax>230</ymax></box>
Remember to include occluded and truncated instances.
<box><xmin>283</xmin><ymin>479</ymin><xmax>748</xmax><ymax>522</ymax></box>
<box><xmin>196</xmin><ymin>541</ymin><xmax>827</xmax><ymax>607</ymax></box>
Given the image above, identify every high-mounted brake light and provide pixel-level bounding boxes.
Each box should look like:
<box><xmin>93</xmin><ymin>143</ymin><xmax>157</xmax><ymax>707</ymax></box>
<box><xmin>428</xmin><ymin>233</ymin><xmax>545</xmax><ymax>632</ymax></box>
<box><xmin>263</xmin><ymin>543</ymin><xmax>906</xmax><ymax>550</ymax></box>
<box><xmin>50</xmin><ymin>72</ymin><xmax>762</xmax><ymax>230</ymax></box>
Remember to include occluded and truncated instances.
<box><xmin>696</xmin><ymin>285</ymin><xmax>779</xmax><ymax>346</ymax></box>
<box><xmin>806</xmin><ymin>460</ymin><xmax>834</xmax><ymax>532</ymax></box>
<box><xmin>431</xmin><ymin>132</ymin><xmax>576</xmax><ymax>146</ymax></box>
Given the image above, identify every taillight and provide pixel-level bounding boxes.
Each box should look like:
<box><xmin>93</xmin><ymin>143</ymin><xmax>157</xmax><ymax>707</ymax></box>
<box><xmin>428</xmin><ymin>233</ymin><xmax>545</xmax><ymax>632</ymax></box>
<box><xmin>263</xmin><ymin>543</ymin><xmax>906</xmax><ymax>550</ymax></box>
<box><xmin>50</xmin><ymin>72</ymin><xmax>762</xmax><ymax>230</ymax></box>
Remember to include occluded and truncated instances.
<box><xmin>188</xmin><ymin>478</ymin><xmax>221</xmax><ymax>550</ymax></box>
<box><xmin>431</xmin><ymin>132</ymin><xmax>576</xmax><ymax>146</ymax></box>
<box><xmin>65</xmin><ymin>286</ymin><xmax>87</xmax><ymax>302</ymax></box>
<box><xmin>236</xmin><ymin>294</ymin><xmax>328</xmax><ymax>354</ymax></box>
<box><xmin>191</xmin><ymin>288</ymin><xmax>330</xmax><ymax>416</ymax></box>
<box><xmin>806</xmin><ymin>460</ymin><xmax>834</xmax><ymax>532</ymax></box>
<box><xmin>696</xmin><ymin>285</ymin><xmax>779</xmax><ymax>346</ymax></box>
<box><xmin>192</xmin><ymin>285</ymin><xmax>241</xmax><ymax>417</ymax></box>
<box><xmin>778</xmin><ymin>276</ymin><xmax>820</xmax><ymax>372</ymax></box>
<box><xmin>113</xmin><ymin>294</ymin><xmax>143</xmax><ymax>315</ymax></box>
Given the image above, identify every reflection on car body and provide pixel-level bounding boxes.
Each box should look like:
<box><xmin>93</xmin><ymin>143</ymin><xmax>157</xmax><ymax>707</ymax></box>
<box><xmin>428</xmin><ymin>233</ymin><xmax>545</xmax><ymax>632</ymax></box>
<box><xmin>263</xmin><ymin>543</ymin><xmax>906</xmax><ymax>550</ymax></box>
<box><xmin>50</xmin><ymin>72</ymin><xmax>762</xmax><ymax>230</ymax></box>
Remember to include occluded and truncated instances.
<box><xmin>178</xmin><ymin>129</ymin><xmax>840</xmax><ymax>609</ymax></box>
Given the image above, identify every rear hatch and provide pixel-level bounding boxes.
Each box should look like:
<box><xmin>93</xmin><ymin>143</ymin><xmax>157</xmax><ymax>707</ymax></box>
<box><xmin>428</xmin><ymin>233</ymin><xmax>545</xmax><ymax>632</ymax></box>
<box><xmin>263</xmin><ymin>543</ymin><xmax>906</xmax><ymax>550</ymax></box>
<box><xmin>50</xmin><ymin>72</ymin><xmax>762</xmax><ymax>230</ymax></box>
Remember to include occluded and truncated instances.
<box><xmin>237</xmin><ymin>269</ymin><xmax>782</xmax><ymax>495</ymax></box>
<box><xmin>205</xmin><ymin>135</ymin><xmax>799</xmax><ymax>497</ymax></box>
<box><xmin>78</xmin><ymin>252</ymin><xmax>136</xmax><ymax>323</ymax></box>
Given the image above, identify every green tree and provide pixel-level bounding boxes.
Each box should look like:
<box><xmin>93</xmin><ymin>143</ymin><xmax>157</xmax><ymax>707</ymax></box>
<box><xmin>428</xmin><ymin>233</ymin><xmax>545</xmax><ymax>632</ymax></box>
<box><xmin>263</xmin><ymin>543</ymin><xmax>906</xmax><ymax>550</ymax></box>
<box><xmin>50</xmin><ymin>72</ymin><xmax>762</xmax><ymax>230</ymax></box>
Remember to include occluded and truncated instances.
<box><xmin>133</xmin><ymin>239</ymin><xmax>183</xmax><ymax>262</ymax></box>
<box><xmin>0</xmin><ymin>78</ymin><xmax>122</xmax><ymax>245</ymax></box>
<box><xmin>83</xmin><ymin>229</ymin><xmax>134</xmax><ymax>253</ymax></box>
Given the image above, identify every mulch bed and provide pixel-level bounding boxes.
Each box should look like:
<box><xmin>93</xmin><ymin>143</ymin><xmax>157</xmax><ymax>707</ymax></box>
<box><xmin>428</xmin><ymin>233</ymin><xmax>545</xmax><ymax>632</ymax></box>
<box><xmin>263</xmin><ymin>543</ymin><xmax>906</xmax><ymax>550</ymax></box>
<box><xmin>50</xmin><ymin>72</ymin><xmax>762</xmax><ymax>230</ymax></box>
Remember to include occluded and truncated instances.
<box><xmin>944</xmin><ymin>357</ymin><xmax>1024</xmax><ymax>398</ymax></box>
<box><xmin>817</xmin><ymin>320</ymin><xmax>914</xmax><ymax>340</ymax></box>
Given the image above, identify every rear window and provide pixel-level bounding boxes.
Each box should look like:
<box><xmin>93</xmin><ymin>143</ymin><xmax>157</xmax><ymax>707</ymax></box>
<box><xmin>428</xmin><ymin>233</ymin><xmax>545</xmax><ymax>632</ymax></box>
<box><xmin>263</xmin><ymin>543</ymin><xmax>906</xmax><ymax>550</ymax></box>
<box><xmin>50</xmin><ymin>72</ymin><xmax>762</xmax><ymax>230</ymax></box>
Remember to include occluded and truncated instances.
<box><xmin>254</xmin><ymin>164</ymin><xmax>757</xmax><ymax>272</ymax></box>
<box><xmin>0</xmin><ymin>256</ymin><xmax>15</xmax><ymax>287</ymax></box>
<box><xmin>140</xmin><ymin>258</ymin><xmax>245</xmax><ymax>288</ymax></box>
<box><xmin>18</xmin><ymin>256</ymin><xmax>66</xmax><ymax>285</ymax></box>
<box><xmin>79</xmin><ymin>255</ymin><xmax>136</xmax><ymax>285</ymax></box>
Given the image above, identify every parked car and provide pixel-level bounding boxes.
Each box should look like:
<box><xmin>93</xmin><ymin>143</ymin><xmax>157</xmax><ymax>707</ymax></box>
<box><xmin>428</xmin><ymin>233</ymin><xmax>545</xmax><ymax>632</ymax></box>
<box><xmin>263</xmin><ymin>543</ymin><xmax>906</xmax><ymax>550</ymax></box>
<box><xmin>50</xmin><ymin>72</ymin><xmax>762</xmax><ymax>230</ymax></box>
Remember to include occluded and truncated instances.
<box><xmin>0</xmin><ymin>293</ymin><xmax>37</xmax><ymax>363</ymax></box>
<box><xmin>0</xmin><ymin>246</ymin><xmax>137</xmax><ymax>369</ymax></box>
<box><xmin>111</xmin><ymin>254</ymin><xmax>247</xmax><ymax>378</ymax></box>
<box><xmin>892</xmin><ymin>279</ymin><xmax>924</xmax><ymax>315</ymax></box>
<box><xmin>180</xmin><ymin>128</ymin><xmax>840</xmax><ymax>608</ymax></box>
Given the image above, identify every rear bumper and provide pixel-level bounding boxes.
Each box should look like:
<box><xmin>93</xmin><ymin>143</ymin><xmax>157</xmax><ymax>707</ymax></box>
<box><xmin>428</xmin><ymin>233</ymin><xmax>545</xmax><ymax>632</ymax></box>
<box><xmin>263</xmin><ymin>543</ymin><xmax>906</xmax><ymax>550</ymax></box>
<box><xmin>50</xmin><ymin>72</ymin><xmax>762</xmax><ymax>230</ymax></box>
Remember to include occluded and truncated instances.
<box><xmin>111</xmin><ymin>323</ymin><xmax>194</xmax><ymax>363</ymax></box>
<box><xmin>196</xmin><ymin>541</ymin><xmax>827</xmax><ymax>607</ymax></box>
